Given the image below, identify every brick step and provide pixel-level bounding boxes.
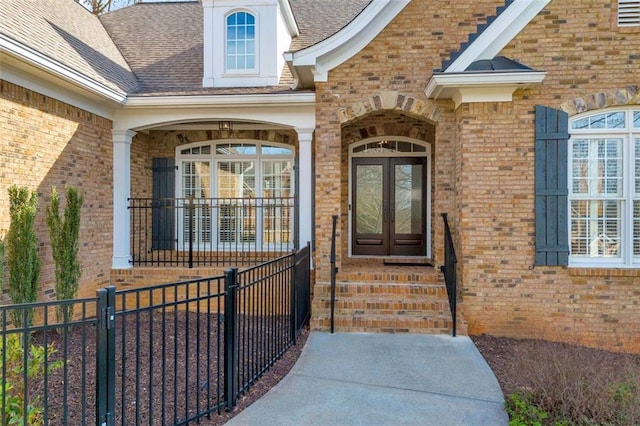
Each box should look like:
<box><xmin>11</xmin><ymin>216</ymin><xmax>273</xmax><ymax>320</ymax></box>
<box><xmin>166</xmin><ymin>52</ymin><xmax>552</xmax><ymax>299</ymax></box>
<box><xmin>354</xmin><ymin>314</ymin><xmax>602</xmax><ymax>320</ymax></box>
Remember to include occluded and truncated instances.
<box><xmin>312</xmin><ymin>298</ymin><xmax>450</xmax><ymax>314</ymax></box>
<box><xmin>335</xmin><ymin>269</ymin><xmax>442</xmax><ymax>285</ymax></box>
<box><xmin>311</xmin><ymin>313</ymin><xmax>453</xmax><ymax>334</ymax></box>
<box><xmin>314</xmin><ymin>282</ymin><xmax>448</xmax><ymax>298</ymax></box>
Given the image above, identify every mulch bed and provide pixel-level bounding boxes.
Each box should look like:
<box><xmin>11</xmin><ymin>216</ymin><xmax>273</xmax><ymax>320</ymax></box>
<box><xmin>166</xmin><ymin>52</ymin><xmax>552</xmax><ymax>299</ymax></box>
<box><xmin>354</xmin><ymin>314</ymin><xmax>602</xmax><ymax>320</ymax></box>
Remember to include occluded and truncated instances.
<box><xmin>23</xmin><ymin>311</ymin><xmax>308</xmax><ymax>425</ymax></box>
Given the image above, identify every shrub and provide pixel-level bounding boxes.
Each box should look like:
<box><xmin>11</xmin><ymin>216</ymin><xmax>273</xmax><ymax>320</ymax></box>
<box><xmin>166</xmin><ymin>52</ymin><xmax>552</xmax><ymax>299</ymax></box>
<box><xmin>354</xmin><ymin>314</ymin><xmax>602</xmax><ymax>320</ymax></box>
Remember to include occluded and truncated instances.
<box><xmin>502</xmin><ymin>339</ymin><xmax>640</xmax><ymax>425</ymax></box>
<box><xmin>0</xmin><ymin>334</ymin><xmax>63</xmax><ymax>425</ymax></box>
<box><xmin>46</xmin><ymin>186</ymin><xmax>83</xmax><ymax>324</ymax></box>
<box><xmin>5</xmin><ymin>186</ymin><xmax>41</xmax><ymax>327</ymax></box>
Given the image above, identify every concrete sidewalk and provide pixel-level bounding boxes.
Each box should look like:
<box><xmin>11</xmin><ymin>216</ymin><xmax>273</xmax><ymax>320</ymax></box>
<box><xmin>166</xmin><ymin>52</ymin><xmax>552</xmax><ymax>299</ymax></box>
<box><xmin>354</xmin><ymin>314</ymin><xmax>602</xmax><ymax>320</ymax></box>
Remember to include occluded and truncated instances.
<box><xmin>227</xmin><ymin>332</ymin><xmax>508</xmax><ymax>426</ymax></box>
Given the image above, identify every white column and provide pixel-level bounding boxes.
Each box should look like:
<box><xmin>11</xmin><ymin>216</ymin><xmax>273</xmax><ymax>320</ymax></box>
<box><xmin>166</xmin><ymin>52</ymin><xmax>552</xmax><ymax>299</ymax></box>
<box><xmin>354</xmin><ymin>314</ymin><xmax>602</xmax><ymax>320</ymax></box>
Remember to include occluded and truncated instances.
<box><xmin>296</xmin><ymin>128</ymin><xmax>314</xmax><ymax>254</ymax></box>
<box><xmin>112</xmin><ymin>129</ymin><xmax>136</xmax><ymax>269</ymax></box>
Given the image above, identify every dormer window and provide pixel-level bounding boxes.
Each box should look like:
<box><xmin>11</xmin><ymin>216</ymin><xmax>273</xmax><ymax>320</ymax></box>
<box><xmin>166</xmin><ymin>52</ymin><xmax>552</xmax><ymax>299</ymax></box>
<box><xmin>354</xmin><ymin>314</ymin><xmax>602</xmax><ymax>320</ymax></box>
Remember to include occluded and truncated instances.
<box><xmin>201</xmin><ymin>0</ymin><xmax>299</xmax><ymax>88</ymax></box>
<box><xmin>226</xmin><ymin>11</ymin><xmax>256</xmax><ymax>72</ymax></box>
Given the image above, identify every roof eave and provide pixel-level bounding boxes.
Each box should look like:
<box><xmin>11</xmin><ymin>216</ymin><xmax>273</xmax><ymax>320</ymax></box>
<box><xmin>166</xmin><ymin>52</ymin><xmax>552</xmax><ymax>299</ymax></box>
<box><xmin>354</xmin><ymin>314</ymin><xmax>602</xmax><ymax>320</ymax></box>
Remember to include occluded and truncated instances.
<box><xmin>425</xmin><ymin>71</ymin><xmax>547</xmax><ymax>108</ymax></box>
<box><xmin>285</xmin><ymin>0</ymin><xmax>410</xmax><ymax>89</ymax></box>
<box><xmin>0</xmin><ymin>33</ymin><xmax>128</xmax><ymax>105</ymax></box>
<box><xmin>278</xmin><ymin>0</ymin><xmax>300</xmax><ymax>37</ymax></box>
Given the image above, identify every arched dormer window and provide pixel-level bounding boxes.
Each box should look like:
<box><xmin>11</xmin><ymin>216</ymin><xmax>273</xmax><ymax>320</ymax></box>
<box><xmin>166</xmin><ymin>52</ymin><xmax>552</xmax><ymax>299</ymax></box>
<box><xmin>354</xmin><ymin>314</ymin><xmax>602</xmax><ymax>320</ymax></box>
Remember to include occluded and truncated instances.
<box><xmin>226</xmin><ymin>11</ymin><xmax>256</xmax><ymax>72</ymax></box>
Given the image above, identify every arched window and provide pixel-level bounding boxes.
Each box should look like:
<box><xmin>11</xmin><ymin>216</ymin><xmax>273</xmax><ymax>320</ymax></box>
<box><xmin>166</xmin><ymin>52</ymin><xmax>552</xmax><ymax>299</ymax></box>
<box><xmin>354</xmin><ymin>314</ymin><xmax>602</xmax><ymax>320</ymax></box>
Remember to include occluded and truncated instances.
<box><xmin>569</xmin><ymin>108</ymin><xmax>640</xmax><ymax>266</ymax></box>
<box><xmin>226</xmin><ymin>11</ymin><xmax>256</xmax><ymax>71</ymax></box>
<box><xmin>176</xmin><ymin>140</ymin><xmax>294</xmax><ymax>250</ymax></box>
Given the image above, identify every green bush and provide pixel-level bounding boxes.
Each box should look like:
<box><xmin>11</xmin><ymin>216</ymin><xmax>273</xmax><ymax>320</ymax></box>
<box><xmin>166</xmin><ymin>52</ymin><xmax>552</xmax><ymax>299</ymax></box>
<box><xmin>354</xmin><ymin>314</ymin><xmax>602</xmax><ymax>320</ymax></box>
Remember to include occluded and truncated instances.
<box><xmin>46</xmin><ymin>186</ymin><xmax>83</xmax><ymax>324</ymax></box>
<box><xmin>5</xmin><ymin>186</ymin><xmax>41</xmax><ymax>327</ymax></box>
<box><xmin>0</xmin><ymin>334</ymin><xmax>63</xmax><ymax>425</ymax></box>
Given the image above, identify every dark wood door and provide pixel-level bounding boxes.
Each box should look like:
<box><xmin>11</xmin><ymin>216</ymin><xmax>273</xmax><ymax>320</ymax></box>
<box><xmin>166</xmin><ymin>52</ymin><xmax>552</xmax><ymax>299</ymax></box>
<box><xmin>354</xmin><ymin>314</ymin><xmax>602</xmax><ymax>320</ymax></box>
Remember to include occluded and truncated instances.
<box><xmin>352</xmin><ymin>157</ymin><xmax>426</xmax><ymax>256</ymax></box>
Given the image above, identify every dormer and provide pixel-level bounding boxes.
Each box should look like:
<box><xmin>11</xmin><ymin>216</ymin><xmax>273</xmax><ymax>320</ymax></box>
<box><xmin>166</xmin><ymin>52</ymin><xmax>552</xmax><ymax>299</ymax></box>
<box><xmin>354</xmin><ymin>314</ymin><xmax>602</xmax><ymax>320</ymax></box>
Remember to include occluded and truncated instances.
<box><xmin>202</xmin><ymin>0</ymin><xmax>299</xmax><ymax>88</ymax></box>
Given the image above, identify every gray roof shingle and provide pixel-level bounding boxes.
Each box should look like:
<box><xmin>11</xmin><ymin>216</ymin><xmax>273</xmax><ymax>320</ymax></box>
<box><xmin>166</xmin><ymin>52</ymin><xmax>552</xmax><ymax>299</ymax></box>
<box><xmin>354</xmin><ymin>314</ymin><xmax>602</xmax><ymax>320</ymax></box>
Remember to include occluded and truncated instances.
<box><xmin>2</xmin><ymin>0</ymin><xmax>371</xmax><ymax>96</ymax></box>
<box><xmin>0</xmin><ymin>0</ymin><xmax>138</xmax><ymax>94</ymax></box>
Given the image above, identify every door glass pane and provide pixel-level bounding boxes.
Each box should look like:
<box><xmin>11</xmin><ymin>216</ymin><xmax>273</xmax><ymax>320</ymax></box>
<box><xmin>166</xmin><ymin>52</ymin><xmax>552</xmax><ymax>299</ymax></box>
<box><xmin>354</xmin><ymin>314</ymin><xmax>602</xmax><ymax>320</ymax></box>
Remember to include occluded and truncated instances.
<box><xmin>217</xmin><ymin>161</ymin><xmax>256</xmax><ymax>243</ymax></box>
<box><xmin>394</xmin><ymin>164</ymin><xmax>423</xmax><ymax>234</ymax></box>
<box><xmin>356</xmin><ymin>165</ymin><xmax>383</xmax><ymax>234</ymax></box>
<box><xmin>263</xmin><ymin>160</ymin><xmax>293</xmax><ymax>246</ymax></box>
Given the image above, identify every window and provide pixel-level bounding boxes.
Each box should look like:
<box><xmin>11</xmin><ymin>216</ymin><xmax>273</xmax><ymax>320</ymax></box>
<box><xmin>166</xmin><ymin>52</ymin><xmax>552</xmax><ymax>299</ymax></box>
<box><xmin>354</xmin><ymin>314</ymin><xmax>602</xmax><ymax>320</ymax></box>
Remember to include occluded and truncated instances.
<box><xmin>226</xmin><ymin>11</ymin><xmax>256</xmax><ymax>71</ymax></box>
<box><xmin>618</xmin><ymin>0</ymin><xmax>640</xmax><ymax>27</ymax></box>
<box><xmin>177</xmin><ymin>141</ymin><xmax>294</xmax><ymax>250</ymax></box>
<box><xmin>569</xmin><ymin>109</ymin><xmax>640</xmax><ymax>266</ymax></box>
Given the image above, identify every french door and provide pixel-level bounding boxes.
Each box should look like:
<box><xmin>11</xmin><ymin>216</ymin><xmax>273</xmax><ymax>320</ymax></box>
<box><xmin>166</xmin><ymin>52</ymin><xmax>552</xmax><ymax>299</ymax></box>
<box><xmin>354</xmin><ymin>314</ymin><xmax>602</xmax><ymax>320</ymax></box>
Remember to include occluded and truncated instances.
<box><xmin>352</xmin><ymin>157</ymin><xmax>427</xmax><ymax>256</ymax></box>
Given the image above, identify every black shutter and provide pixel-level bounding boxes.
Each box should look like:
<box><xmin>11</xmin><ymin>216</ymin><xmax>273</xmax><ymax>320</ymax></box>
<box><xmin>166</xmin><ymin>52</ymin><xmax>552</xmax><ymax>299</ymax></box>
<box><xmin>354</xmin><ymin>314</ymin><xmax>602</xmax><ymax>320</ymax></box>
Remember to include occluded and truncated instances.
<box><xmin>152</xmin><ymin>158</ymin><xmax>176</xmax><ymax>250</ymax></box>
<box><xmin>535</xmin><ymin>105</ymin><xmax>570</xmax><ymax>266</ymax></box>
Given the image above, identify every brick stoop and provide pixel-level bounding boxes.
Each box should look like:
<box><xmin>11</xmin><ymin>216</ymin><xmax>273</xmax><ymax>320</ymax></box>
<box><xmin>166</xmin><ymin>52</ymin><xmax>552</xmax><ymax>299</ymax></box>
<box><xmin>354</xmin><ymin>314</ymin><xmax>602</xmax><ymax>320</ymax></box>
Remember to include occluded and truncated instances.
<box><xmin>311</xmin><ymin>268</ymin><xmax>457</xmax><ymax>334</ymax></box>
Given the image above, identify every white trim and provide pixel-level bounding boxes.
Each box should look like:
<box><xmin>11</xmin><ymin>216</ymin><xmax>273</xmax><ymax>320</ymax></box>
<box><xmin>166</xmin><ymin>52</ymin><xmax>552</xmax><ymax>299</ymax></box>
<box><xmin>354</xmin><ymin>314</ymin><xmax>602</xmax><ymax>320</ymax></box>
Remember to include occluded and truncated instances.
<box><xmin>284</xmin><ymin>0</ymin><xmax>410</xmax><ymax>87</ymax></box>
<box><xmin>445</xmin><ymin>0</ymin><xmax>551</xmax><ymax>73</ymax></box>
<box><xmin>347</xmin><ymin>137</ymin><xmax>432</xmax><ymax>259</ymax></box>
<box><xmin>123</xmin><ymin>92</ymin><xmax>315</xmax><ymax>108</ymax></box>
<box><xmin>1</xmin><ymin>59</ymin><xmax>117</xmax><ymax>119</ymax></box>
<box><xmin>1</xmin><ymin>34</ymin><xmax>128</xmax><ymax>104</ymax></box>
<box><xmin>278</xmin><ymin>0</ymin><xmax>300</xmax><ymax>36</ymax></box>
<box><xmin>296</xmin><ymin>128</ymin><xmax>314</xmax><ymax>260</ymax></box>
<box><xmin>112</xmin><ymin>130</ymin><xmax>136</xmax><ymax>269</ymax></box>
<box><xmin>425</xmin><ymin>71</ymin><xmax>546</xmax><ymax>108</ymax></box>
<box><xmin>114</xmin><ymin>93</ymin><xmax>316</xmax><ymax>133</ymax></box>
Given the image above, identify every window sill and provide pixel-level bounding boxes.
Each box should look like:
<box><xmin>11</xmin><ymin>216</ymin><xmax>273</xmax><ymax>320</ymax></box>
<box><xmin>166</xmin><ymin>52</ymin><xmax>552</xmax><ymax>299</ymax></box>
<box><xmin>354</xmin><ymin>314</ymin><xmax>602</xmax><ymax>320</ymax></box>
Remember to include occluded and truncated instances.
<box><xmin>568</xmin><ymin>267</ymin><xmax>640</xmax><ymax>277</ymax></box>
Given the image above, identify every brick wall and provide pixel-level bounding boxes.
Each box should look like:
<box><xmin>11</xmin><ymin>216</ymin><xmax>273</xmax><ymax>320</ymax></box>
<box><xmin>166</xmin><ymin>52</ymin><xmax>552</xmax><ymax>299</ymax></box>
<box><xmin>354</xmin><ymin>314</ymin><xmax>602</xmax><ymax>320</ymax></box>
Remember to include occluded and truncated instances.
<box><xmin>312</xmin><ymin>0</ymin><xmax>640</xmax><ymax>351</ymax></box>
<box><xmin>0</xmin><ymin>81</ymin><xmax>113</xmax><ymax>301</ymax></box>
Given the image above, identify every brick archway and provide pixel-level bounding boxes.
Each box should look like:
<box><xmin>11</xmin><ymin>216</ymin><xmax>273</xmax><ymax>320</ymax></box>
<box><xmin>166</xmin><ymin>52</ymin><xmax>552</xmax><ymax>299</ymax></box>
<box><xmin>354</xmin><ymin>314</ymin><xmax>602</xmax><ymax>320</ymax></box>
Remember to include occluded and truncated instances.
<box><xmin>337</xmin><ymin>91</ymin><xmax>440</xmax><ymax>125</ymax></box>
<box><xmin>561</xmin><ymin>86</ymin><xmax>640</xmax><ymax>116</ymax></box>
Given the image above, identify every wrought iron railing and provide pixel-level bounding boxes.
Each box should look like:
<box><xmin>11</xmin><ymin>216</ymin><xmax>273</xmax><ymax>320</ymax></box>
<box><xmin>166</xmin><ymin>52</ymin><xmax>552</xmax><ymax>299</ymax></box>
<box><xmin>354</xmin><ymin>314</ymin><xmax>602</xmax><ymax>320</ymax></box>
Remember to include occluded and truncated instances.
<box><xmin>129</xmin><ymin>197</ymin><xmax>295</xmax><ymax>267</ymax></box>
<box><xmin>0</xmin><ymin>245</ymin><xmax>311</xmax><ymax>425</ymax></box>
<box><xmin>440</xmin><ymin>213</ymin><xmax>458</xmax><ymax>337</ymax></box>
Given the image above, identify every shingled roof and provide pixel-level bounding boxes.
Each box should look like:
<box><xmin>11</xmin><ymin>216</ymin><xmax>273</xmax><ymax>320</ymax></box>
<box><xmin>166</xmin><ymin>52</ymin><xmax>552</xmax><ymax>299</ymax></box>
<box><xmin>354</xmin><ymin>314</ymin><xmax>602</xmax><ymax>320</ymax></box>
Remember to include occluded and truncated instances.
<box><xmin>1</xmin><ymin>0</ymin><xmax>371</xmax><ymax>97</ymax></box>
<box><xmin>0</xmin><ymin>0</ymin><xmax>138</xmax><ymax>94</ymax></box>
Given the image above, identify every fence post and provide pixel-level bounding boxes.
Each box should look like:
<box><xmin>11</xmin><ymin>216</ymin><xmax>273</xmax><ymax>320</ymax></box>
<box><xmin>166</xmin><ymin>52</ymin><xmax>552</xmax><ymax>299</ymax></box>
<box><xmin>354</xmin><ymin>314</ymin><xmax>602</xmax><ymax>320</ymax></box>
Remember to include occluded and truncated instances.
<box><xmin>290</xmin><ymin>248</ymin><xmax>297</xmax><ymax>345</ymax></box>
<box><xmin>188</xmin><ymin>195</ymin><xmax>194</xmax><ymax>268</ymax></box>
<box><xmin>96</xmin><ymin>286</ymin><xmax>116</xmax><ymax>426</ymax></box>
<box><xmin>224</xmin><ymin>268</ymin><xmax>238</xmax><ymax>410</ymax></box>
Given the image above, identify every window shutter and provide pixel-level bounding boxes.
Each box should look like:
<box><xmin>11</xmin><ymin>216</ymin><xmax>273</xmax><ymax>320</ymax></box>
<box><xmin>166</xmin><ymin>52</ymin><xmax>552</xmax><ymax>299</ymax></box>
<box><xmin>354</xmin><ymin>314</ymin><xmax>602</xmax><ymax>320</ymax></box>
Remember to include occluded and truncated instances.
<box><xmin>618</xmin><ymin>0</ymin><xmax>640</xmax><ymax>27</ymax></box>
<box><xmin>152</xmin><ymin>158</ymin><xmax>176</xmax><ymax>250</ymax></box>
<box><xmin>535</xmin><ymin>105</ymin><xmax>570</xmax><ymax>266</ymax></box>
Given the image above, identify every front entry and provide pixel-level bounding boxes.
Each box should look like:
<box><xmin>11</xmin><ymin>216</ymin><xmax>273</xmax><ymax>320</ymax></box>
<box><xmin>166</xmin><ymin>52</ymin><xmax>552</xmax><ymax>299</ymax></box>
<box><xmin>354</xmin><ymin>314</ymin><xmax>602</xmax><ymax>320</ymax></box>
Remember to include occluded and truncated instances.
<box><xmin>352</xmin><ymin>155</ymin><xmax>427</xmax><ymax>256</ymax></box>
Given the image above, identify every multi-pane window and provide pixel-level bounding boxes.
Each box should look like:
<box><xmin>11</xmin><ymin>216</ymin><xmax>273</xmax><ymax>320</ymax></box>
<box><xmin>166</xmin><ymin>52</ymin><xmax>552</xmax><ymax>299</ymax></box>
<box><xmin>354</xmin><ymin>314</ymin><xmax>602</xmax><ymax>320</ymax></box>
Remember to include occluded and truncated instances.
<box><xmin>569</xmin><ymin>109</ymin><xmax>640</xmax><ymax>266</ymax></box>
<box><xmin>226</xmin><ymin>11</ymin><xmax>256</xmax><ymax>71</ymax></box>
<box><xmin>177</xmin><ymin>141</ymin><xmax>294</xmax><ymax>250</ymax></box>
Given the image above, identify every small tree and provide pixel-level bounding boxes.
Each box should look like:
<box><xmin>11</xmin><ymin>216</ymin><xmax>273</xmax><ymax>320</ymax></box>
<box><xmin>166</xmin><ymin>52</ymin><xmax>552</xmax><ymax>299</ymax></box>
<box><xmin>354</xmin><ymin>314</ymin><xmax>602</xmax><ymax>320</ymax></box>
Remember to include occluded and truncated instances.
<box><xmin>46</xmin><ymin>186</ymin><xmax>84</xmax><ymax>324</ymax></box>
<box><xmin>5</xmin><ymin>186</ymin><xmax>41</xmax><ymax>327</ymax></box>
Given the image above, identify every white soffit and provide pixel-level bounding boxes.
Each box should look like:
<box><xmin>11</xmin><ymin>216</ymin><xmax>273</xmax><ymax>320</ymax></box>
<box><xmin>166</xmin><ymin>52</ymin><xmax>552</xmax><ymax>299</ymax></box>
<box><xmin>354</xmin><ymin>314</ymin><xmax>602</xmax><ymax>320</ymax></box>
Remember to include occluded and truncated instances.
<box><xmin>284</xmin><ymin>0</ymin><xmax>410</xmax><ymax>88</ymax></box>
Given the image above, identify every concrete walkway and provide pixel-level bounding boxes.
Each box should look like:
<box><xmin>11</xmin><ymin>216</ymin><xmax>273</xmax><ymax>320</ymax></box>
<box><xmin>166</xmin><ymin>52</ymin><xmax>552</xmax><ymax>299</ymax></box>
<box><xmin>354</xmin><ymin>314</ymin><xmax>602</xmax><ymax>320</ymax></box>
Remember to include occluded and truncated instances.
<box><xmin>227</xmin><ymin>332</ymin><xmax>508</xmax><ymax>426</ymax></box>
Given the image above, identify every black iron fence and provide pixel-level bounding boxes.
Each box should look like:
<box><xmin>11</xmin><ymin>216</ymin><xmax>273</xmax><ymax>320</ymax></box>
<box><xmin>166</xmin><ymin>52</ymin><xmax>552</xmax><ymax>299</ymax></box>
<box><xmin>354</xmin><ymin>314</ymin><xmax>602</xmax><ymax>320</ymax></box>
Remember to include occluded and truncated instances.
<box><xmin>0</xmin><ymin>244</ymin><xmax>311</xmax><ymax>425</ymax></box>
<box><xmin>129</xmin><ymin>197</ymin><xmax>296</xmax><ymax>268</ymax></box>
<box><xmin>440</xmin><ymin>213</ymin><xmax>457</xmax><ymax>337</ymax></box>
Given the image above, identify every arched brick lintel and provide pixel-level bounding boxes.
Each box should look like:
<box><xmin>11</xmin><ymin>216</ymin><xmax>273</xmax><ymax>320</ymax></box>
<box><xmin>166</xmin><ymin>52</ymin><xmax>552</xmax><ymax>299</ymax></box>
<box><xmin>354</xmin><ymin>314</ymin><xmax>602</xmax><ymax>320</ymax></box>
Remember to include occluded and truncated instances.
<box><xmin>337</xmin><ymin>91</ymin><xmax>441</xmax><ymax>125</ymax></box>
<box><xmin>560</xmin><ymin>86</ymin><xmax>640</xmax><ymax>116</ymax></box>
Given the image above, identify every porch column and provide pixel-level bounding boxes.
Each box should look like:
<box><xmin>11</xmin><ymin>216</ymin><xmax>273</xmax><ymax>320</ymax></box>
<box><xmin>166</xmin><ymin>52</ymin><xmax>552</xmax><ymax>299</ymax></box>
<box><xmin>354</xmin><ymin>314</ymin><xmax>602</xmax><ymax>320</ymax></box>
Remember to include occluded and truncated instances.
<box><xmin>296</xmin><ymin>128</ymin><xmax>314</xmax><ymax>252</ymax></box>
<box><xmin>112</xmin><ymin>129</ymin><xmax>136</xmax><ymax>269</ymax></box>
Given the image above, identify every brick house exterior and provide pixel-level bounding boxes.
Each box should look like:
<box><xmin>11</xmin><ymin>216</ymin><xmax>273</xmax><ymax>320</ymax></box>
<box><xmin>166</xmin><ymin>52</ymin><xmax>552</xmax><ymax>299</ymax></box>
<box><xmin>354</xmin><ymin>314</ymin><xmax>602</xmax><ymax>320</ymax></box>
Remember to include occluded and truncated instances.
<box><xmin>1</xmin><ymin>0</ymin><xmax>639</xmax><ymax>352</ymax></box>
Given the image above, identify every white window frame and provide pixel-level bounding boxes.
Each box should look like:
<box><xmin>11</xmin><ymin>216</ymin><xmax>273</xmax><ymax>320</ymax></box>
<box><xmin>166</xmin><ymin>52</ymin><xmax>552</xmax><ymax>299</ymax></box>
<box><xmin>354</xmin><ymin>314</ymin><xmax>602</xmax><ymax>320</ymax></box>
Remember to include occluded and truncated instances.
<box><xmin>347</xmin><ymin>136</ymin><xmax>432</xmax><ymax>259</ymax></box>
<box><xmin>618</xmin><ymin>0</ymin><xmax>640</xmax><ymax>27</ymax></box>
<box><xmin>568</xmin><ymin>108</ymin><xmax>640</xmax><ymax>267</ymax></box>
<box><xmin>224</xmin><ymin>9</ymin><xmax>258</xmax><ymax>75</ymax></box>
<box><xmin>175</xmin><ymin>140</ymin><xmax>295</xmax><ymax>251</ymax></box>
